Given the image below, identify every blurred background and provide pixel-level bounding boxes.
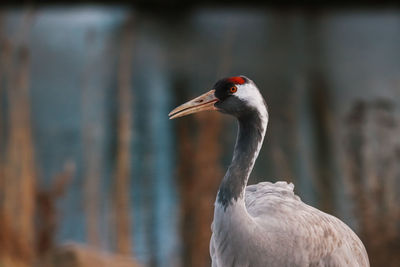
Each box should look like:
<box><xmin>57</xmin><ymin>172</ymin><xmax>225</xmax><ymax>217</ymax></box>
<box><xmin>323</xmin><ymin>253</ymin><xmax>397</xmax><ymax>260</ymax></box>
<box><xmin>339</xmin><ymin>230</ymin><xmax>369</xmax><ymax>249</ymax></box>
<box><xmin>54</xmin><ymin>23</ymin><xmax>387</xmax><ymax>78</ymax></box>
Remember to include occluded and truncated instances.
<box><xmin>0</xmin><ymin>2</ymin><xmax>400</xmax><ymax>267</ymax></box>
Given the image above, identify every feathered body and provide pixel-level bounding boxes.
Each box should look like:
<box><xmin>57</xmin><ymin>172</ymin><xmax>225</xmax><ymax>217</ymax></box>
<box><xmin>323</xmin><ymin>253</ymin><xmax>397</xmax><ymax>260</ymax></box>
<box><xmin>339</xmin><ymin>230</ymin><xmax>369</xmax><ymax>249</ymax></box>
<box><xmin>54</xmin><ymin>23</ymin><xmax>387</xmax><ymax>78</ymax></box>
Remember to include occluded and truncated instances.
<box><xmin>210</xmin><ymin>182</ymin><xmax>369</xmax><ymax>267</ymax></box>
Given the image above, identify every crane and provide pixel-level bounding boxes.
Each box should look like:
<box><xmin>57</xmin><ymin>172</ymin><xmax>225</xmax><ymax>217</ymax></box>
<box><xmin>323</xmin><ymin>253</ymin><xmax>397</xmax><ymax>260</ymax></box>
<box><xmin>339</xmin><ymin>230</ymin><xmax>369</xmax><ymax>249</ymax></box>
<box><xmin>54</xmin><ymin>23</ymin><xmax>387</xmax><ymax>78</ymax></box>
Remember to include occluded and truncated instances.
<box><xmin>169</xmin><ymin>76</ymin><xmax>370</xmax><ymax>267</ymax></box>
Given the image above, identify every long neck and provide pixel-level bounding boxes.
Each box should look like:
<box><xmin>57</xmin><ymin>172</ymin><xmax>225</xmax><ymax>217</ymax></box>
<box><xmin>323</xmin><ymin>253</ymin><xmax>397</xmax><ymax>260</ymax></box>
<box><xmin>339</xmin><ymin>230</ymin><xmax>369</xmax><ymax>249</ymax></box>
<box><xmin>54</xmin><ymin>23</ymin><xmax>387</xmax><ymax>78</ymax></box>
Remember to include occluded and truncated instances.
<box><xmin>217</xmin><ymin>110</ymin><xmax>267</xmax><ymax>210</ymax></box>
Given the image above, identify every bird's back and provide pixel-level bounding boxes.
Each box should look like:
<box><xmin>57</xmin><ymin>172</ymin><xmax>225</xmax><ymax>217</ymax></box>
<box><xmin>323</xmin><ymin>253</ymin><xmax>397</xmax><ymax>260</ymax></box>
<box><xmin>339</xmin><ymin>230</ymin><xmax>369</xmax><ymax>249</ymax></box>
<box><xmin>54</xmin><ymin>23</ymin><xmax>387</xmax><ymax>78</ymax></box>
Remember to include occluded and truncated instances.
<box><xmin>210</xmin><ymin>181</ymin><xmax>369</xmax><ymax>267</ymax></box>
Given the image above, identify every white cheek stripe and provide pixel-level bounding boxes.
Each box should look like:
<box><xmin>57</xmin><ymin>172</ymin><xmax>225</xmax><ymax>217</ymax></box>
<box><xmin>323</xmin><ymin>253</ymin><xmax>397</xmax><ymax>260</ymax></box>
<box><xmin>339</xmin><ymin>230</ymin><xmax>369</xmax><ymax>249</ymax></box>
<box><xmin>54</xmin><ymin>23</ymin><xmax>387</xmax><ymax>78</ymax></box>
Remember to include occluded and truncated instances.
<box><xmin>235</xmin><ymin>82</ymin><xmax>269</xmax><ymax>132</ymax></box>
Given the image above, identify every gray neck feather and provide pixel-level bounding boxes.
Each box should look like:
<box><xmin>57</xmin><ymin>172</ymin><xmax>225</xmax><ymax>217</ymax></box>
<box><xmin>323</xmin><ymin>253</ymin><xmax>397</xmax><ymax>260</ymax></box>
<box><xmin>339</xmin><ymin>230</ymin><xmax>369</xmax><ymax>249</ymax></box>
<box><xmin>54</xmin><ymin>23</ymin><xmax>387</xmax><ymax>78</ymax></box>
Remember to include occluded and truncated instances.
<box><xmin>217</xmin><ymin>110</ymin><xmax>267</xmax><ymax>210</ymax></box>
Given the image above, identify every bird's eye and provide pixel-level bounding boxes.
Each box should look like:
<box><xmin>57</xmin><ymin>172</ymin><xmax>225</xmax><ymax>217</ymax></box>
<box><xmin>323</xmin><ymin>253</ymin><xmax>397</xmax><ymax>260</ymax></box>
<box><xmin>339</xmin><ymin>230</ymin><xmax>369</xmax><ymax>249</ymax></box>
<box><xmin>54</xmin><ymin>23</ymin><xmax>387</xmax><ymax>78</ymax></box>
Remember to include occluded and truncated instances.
<box><xmin>230</xmin><ymin>86</ymin><xmax>237</xmax><ymax>93</ymax></box>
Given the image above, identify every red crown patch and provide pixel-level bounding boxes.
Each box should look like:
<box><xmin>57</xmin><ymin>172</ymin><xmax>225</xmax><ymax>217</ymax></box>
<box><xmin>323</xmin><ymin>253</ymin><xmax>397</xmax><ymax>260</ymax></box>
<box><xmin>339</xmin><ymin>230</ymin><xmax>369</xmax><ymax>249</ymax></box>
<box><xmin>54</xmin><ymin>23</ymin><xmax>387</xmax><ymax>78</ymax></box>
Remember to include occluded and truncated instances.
<box><xmin>227</xmin><ymin>76</ymin><xmax>245</xmax><ymax>85</ymax></box>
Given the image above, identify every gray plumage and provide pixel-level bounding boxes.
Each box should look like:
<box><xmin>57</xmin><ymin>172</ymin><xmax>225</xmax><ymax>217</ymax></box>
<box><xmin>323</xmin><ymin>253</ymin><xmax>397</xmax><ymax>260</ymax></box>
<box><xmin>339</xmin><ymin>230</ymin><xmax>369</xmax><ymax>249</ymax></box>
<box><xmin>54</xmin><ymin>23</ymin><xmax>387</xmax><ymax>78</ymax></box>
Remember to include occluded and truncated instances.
<box><xmin>210</xmin><ymin>182</ymin><xmax>369</xmax><ymax>267</ymax></box>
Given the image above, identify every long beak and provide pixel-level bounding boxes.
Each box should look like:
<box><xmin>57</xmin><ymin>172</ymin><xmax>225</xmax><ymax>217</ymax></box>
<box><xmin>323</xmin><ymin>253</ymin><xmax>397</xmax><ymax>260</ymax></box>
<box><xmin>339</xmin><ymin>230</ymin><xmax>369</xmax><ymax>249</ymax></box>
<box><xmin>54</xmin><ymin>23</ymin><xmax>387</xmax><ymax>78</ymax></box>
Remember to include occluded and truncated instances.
<box><xmin>169</xmin><ymin>90</ymin><xmax>218</xmax><ymax>119</ymax></box>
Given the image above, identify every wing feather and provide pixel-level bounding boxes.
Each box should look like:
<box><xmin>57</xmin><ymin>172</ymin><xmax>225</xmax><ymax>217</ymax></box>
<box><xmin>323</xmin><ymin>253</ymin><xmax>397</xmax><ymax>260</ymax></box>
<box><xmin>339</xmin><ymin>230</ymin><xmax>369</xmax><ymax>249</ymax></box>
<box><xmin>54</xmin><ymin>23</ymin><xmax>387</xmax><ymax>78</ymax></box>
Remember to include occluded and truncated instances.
<box><xmin>243</xmin><ymin>181</ymin><xmax>369</xmax><ymax>266</ymax></box>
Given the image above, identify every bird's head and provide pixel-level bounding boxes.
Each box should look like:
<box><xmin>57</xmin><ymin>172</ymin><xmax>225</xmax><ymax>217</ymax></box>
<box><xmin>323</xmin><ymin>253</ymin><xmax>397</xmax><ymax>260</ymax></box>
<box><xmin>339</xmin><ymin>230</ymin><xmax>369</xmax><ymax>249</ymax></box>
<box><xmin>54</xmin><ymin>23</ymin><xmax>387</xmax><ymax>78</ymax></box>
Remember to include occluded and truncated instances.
<box><xmin>169</xmin><ymin>76</ymin><xmax>268</xmax><ymax>121</ymax></box>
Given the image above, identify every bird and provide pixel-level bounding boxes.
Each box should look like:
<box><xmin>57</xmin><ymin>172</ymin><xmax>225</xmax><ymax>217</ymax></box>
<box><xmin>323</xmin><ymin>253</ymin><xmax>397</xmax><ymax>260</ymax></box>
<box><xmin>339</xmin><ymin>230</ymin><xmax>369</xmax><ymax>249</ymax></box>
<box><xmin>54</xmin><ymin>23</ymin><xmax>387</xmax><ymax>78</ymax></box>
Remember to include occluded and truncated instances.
<box><xmin>169</xmin><ymin>76</ymin><xmax>369</xmax><ymax>267</ymax></box>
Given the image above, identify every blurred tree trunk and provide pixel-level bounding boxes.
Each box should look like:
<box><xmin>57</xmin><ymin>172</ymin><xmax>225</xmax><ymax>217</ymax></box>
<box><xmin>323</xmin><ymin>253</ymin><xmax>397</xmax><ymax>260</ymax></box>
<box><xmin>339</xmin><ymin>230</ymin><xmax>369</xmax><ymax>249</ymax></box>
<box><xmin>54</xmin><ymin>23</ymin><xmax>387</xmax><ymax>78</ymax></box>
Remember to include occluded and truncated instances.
<box><xmin>308</xmin><ymin>74</ymin><xmax>336</xmax><ymax>213</ymax></box>
<box><xmin>112</xmin><ymin>14</ymin><xmax>134</xmax><ymax>256</ymax></box>
<box><xmin>0</xmin><ymin>11</ymin><xmax>3</xmax><ymax>151</ymax></box>
<box><xmin>267</xmin><ymin>13</ymin><xmax>299</xmax><ymax>185</ymax></box>
<box><xmin>305</xmin><ymin>13</ymin><xmax>336</xmax><ymax>214</ymax></box>
<box><xmin>0</xmin><ymin>12</ymin><xmax>4</xmax><ymax>201</ymax></box>
<box><xmin>0</xmin><ymin>10</ymin><xmax>36</xmax><ymax>267</ymax></box>
<box><xmin>173</xmin><ymin>77</ymin><xmax>195</xmax><ymax>266</ymax></box>
<box><xmin>36</xmin><ymin>162</ymin><xmax>74</xmax><ymax>264</ymax></box>
<box><xmin>344</xmin><ymin>100</ymin><xmax>400</xmax><ymax>267</ymax></box>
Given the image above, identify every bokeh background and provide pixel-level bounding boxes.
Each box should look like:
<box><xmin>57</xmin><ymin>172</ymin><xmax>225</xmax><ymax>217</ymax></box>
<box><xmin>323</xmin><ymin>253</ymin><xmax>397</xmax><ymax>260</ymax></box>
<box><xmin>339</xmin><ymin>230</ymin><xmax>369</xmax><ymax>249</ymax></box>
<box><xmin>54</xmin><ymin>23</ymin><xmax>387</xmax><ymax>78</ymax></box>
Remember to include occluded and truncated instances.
<box><xmin>1</xmin><ymin>2</ymin><xmax>400</xmax><ymax>267</ymax></box>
